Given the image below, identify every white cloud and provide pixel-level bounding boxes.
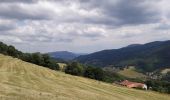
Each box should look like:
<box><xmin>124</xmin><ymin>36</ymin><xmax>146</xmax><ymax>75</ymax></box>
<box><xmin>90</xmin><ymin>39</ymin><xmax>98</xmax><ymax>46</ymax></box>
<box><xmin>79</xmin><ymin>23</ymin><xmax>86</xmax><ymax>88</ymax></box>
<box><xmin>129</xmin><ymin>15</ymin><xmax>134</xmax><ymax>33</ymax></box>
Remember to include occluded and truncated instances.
<box><xmin>0</xmin><ymin>0</ymin><xmax>170</xmax><ymax>53</ymax></box>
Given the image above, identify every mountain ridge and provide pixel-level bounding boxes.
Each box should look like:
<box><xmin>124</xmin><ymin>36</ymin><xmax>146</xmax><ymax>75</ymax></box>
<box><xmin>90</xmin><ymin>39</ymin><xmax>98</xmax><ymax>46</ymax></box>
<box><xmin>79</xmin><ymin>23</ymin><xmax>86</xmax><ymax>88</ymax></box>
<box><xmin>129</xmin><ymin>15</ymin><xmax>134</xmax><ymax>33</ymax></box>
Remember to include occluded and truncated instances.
<box><xmin>76</xmin><ymin>40</ymin><xmax>170</xmax><ymax>72</ymax></box>
<box><xmin>48</xmin><ymin>51</ymin><xmax>86</xmax><ymax>60</ymax></box>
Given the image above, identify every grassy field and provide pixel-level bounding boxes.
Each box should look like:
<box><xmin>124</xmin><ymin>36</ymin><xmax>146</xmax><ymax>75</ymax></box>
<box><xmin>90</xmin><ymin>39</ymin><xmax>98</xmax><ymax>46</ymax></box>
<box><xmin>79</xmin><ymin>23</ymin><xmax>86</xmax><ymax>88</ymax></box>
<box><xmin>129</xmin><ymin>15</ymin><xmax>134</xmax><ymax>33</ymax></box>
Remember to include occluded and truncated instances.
<box><xmin>161</xmin><ymin>68</ymin><xmax>170</xmax><ymax>74</ymax></box>
<box><xmin>57</xmin><ymin>63</ymin><xmax>67</xmax><ymax>71</ymax></box>
<box><xmin>0</xmin><ymin>54</ymin><xmax>169</xmax><ymax>100</ymax></box>
<box><xmin>118</xmin><ymin>67</ymin><xmax>146</xmax><ymax>79</ymax></box>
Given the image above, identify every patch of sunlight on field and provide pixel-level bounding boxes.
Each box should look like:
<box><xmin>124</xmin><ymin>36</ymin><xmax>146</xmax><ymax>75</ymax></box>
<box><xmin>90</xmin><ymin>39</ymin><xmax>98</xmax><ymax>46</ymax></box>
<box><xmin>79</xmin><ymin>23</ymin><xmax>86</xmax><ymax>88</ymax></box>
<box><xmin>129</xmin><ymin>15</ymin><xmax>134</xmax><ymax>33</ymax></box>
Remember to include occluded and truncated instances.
<box><xmin>0</xmin><ymin>54</ymin><xmax>169</xmax><ymax>100</ymax></box>
<box><xmin>118</xmin><ymin>67</ymin><xmax>146</xmax><ymax>78</ymax></box>
<box><xmin>161</xmin><ymin>68</ymin><xmax>170</xmax><ymax>74</ymax></box>
<box><xmin>57</xmin><ymin>63</ymin><xmax>67</xmax><ymax>71</ymax></box>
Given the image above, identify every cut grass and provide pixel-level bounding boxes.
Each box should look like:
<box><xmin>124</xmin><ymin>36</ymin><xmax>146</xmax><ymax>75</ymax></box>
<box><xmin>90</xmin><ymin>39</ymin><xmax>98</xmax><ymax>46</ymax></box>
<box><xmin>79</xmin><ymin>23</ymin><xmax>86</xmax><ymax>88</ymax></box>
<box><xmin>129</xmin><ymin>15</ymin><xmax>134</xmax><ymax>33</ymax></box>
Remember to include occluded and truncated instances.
<box><xmin>118</xmin><ymin>67</ymin><xmax>146</xmax><ymax>79</ymax></box>
<box><xmin>161</xmin><ymin>68</ymin><xmax>170</xmax><ymax>74</ymax></box>
<box><xmin>0</xmin><ymin>54</ymin><xmax>169</xmax><ymax>100</ymax></box>
<box><xmin>57</xmin><ymin>63</ymin><xmax>67</xmax><ymax>71</ymax></box>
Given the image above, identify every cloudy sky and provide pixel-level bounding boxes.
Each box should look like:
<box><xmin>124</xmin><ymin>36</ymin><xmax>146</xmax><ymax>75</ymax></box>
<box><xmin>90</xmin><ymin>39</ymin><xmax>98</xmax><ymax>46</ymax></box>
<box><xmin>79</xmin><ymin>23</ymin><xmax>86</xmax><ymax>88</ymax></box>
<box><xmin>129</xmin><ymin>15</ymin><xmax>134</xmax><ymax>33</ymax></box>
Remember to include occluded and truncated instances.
<box><xmin>0</xmin><ymin>0</ymin><xmax>170</xmax><ymax>53</ymax></box>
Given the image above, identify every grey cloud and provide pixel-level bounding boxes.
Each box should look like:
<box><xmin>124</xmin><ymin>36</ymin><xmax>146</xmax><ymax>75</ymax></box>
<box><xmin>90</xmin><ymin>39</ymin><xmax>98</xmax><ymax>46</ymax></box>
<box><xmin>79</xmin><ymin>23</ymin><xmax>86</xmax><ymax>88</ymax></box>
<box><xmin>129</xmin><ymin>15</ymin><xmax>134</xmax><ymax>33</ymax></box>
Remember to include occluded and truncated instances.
<box><xmin>0</xmin><ymin>0</ymin><xmax>37</xmax><ymax>3</ymax></box>
<box><xmin>0</xmin><ymin>0</ymin><xmax>169</xmax><ymax>53</ymax></box>
<box><xmin>0</xmin><ymin>3</ymin><xmax>53</xmax><ymax>20</ymax></box>
<box><xmin>68</xmin><ymin>32</ymin><xmax>104</xmax><ymax>39</ymax></box>
<box><xmin>0</xmin><ymin>0</ymin><xmax>161</xmax><ymax>25</ymax></box>
<box><xmin>24</xmin><ymin>36</ymin><xmax>73</xmax><ymax>43</ymax></box>
<box><xmin>56</xmin><ymin>38</ymin><xmax>73</xmax><ymax>42</ymax></box>
<box><xmin>109</xmin><ymin>0</ymin><xmax>160</xmax><ymax>25</ymax></box>
<box><xmin>82</xmin><ymin>33</ymin><xmax>102</xmax><ymax>38</ymax></box>
<box><xmin>155</xmin><ymin>23</ymin><xmax>170</xmax><ymax>30</ymax></box>
<box><xmin>0</xmin><ymin>32</ymin><xmax>73</xmax><ymax>44</ymax></box>
<box><xmin>0</xmin><ymin>24</ymin><xmax>15</xmax><ymax>31</ymax></box>
<box><xmin>79</xmin><ymin>0</ymin><xmax>161</xmax><ymax>26</ymax></box>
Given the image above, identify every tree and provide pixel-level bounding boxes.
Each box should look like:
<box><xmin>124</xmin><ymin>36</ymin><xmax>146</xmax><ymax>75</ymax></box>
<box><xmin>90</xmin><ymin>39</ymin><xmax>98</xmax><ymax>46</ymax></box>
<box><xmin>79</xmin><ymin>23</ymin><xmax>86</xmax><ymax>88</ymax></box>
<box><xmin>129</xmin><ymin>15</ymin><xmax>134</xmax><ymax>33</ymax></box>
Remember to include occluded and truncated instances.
<box><xmin>65</xmin><ymin>62</ymin><xmax>84</xmax><ymax>76</ymax></box>
<box><xmin>84</xmin><ymin>66</ymin><xmax>104</xmax><ymax>81</ymax></box>
<box><xmin>32</xmin><ymin>53</ymin><xmax>44</xmax><ymax>65</ymax></box>
<box><xmin>42</xmin><ymin>54</ymin><xmax>51</xmax><ymax>66</ymax></box>
<box><xmin>84</xmin><ymin>66</ymin><xmax>95</xmax><ymax>79</ymax></box>
<box><xmin>7</xmin><ymin>46</ymin><xmax>17</xmax><ymax>57</ymax></box>
<box><xmin>0</xmin><ymin>42</ymin><xmax>7</xmax><ymax>54</ymax></box>
<box><xmin>145</xmin><ymin>80</ymin><xmax>170</xmax><ymax>93</ymax></box>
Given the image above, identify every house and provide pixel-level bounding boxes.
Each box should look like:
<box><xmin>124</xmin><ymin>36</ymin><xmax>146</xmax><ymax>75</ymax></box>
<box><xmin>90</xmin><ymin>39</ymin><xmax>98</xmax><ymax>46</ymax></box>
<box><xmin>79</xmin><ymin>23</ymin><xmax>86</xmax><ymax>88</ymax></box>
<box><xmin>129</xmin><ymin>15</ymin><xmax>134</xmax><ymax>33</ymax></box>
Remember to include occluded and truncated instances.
<box><xmin>120</xmin><ymin>80</ymin><xmax>147</xmax><ymax>90</ymax></box>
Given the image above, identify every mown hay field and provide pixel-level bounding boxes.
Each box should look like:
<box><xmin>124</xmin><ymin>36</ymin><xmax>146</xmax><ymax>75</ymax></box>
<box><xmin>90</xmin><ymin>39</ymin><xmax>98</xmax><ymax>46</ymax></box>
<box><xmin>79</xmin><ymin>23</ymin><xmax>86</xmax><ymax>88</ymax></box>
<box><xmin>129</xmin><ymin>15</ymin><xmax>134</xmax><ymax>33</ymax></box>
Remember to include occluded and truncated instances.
<box><xmin>118</xmin><ymin>67</ymin><xmax>146</xmax><ymax>79</ymax></box>
<box><xmin>0</xmin><ymin>54</ymin><xmax>169</xmax><ymax>100</ymax></box>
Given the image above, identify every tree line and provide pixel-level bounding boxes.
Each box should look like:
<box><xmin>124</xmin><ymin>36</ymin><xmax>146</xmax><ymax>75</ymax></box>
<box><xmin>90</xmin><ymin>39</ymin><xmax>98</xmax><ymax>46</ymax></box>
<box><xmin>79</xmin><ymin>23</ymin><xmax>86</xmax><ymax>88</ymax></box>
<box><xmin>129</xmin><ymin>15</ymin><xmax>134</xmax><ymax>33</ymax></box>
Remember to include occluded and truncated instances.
<box><xmin>0</xmin><ymin>42</ymin><xmax>59</xmax><ymax>70</ymax></box>
<box><xmin>64</xmin><ymin>62</ymin><xmax>170</xmax><ymax>94</ymax></box>
<box><xmin>65</xmin><ymin>62</ymin><xmax>126</xmax><ymax>83</ymax></box>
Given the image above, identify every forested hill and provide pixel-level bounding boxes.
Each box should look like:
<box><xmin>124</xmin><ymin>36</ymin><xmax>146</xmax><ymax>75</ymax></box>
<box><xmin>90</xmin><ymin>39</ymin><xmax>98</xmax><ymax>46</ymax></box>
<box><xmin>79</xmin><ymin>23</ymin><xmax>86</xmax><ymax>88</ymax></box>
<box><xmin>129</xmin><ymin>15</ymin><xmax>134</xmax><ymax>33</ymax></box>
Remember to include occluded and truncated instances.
<box><xmin>76</xmin><ymin>40</ymin><xmax>170</xmax><ymax>72</ymax></box>
<box><xmin>48</xmin><ymin>51</ymin><xmax>81</xmax><ymax>60</ymax></box>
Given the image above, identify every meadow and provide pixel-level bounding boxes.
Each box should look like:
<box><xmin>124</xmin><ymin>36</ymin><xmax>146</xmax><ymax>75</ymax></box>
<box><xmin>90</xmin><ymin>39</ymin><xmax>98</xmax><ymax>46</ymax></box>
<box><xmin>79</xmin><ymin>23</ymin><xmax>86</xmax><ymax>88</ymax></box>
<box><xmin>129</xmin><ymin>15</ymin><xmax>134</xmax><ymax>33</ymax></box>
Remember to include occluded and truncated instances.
<box><xmin>0</xmin><ymin>54</ymin><xmax>169</xmax><ymax>100</ymax></box>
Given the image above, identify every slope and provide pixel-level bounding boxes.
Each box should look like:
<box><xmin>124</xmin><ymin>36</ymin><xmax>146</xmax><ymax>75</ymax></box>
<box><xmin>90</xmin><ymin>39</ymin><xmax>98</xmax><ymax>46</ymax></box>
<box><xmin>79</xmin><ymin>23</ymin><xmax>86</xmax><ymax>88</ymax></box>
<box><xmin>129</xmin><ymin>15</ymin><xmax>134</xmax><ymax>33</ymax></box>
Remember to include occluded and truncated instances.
<box><xmin>76</xmin><ymin>40</ymin><xmax>170</xmax><ymax>72</ymax></box>
<box><xmin>0</xmin><ymin>54</ymin><xmax>169</xmax><ymax>100</ymax></box>
<box><xmin>118</xmin><ymin>67</ymin><xmax>146</xmax><ymax>78</ymax></box>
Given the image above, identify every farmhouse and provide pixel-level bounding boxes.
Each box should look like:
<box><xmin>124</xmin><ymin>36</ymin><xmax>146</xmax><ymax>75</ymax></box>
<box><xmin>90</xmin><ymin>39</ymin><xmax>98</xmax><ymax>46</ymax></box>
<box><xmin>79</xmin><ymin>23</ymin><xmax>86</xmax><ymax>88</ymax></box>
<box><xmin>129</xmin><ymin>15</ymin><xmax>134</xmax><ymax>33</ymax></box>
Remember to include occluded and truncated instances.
<box><xmin>120</xmin><ymin>80</ymin><xmax>147</xmax><ymax>90</ymax></box>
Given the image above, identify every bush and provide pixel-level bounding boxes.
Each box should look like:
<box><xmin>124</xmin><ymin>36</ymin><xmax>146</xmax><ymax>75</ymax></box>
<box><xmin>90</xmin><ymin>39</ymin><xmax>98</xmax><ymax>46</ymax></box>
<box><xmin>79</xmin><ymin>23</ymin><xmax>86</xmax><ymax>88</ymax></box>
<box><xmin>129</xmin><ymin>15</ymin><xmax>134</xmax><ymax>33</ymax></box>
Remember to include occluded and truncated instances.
<box><xmin>84</xmin><ymin>66</ymin><xmax>104</xmax><ymax>81</ymax></box>
<box><xmin>146</xmin><ymin>80</ymin><xmax>170</xmax><ymax>94</ymax></box>
<box><xmin>65</xmin><ymin>62</ymin><xmax>84</xmax><ymax>76</ymax></box>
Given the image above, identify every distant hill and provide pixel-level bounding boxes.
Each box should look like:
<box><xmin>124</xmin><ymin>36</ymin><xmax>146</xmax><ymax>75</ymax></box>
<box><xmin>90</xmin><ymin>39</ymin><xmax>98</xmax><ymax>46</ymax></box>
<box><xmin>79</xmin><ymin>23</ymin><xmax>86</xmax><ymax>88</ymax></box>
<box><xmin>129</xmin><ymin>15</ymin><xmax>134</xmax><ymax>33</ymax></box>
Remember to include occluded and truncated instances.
<box><xmin>126</xmin><ymin>44</ymin><xmax>142</xmax><ymax>48</ymax></box>
<box><xmin>48</xmin><ymin>51</ymin><xmax>86</xmax><ymax>60</ymax></box>
<box><xmin>0</xmin><ymin>54</ymin><xmax>169</xmax><ymax>100</ymax></box>
<box><xmin>76</xmin><ymin>40</ymin><xmax>170</xmax><ymax>72</ymax></box>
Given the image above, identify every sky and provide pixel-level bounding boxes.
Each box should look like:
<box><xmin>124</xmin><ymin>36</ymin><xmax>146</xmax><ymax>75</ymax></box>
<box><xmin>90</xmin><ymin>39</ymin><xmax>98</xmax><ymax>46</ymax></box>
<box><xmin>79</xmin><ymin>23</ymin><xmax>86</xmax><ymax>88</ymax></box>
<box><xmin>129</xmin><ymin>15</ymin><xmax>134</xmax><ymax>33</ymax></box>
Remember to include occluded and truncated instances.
<box><xmin>0</xmin><ymin>0</ymin><xmax>170</xmax><ymax>53</ymax></box>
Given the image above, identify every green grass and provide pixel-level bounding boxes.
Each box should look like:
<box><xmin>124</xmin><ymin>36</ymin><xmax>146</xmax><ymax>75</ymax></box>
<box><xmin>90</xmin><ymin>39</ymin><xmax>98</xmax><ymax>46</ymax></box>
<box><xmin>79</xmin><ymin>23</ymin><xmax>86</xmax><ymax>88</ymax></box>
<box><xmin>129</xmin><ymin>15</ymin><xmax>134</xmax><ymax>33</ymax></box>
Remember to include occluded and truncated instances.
<box><xmin>0</xmin><ymin>54</ymin><xmax>169</xmax><ymax>100</ymax></box>
<box><xmin>118</xmin><ymin>67</ymin><xmax>146</xmax><ymax>79</ymax></box>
